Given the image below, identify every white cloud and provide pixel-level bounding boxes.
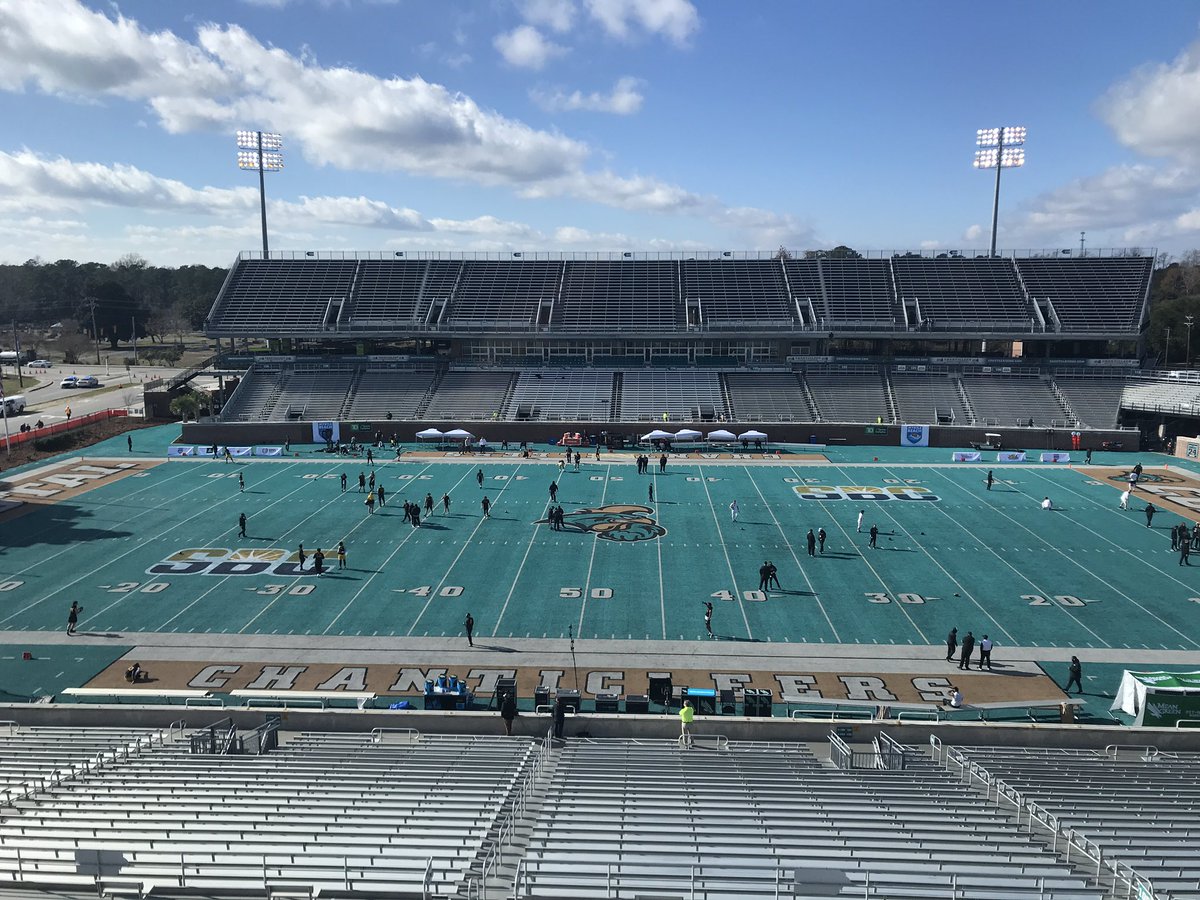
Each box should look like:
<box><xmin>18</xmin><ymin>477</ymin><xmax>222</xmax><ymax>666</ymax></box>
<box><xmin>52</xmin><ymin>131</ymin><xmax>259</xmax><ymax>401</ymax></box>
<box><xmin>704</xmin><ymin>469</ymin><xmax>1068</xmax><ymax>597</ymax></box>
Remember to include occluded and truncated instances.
<box><xmin>532</xmin><ymin>76</ymin><xmax>643</xmax><ymax>115</ymax></box>
<box><xmin>493</xmin><ymin>25</ymin><xmax>566</xmax><ymax>70</ymax></box>
<box><xmin>963</xmin><ymin>224</ymin><xmax>983</xmax><ymax>243</ymax></box>
<box><xmin>1100</xmin><ymin>39</ymin><xmax>1200</xmax><ymax>163</ymax></box>
<box><xmin>519</xmin><ymin>0</ymin><xmax>576</xmax><ymax>33</ymax></box>
<box><xmin>584</xmin><ymin>0</ymin><xmax>699</xmax><ymax>46</ymax></box>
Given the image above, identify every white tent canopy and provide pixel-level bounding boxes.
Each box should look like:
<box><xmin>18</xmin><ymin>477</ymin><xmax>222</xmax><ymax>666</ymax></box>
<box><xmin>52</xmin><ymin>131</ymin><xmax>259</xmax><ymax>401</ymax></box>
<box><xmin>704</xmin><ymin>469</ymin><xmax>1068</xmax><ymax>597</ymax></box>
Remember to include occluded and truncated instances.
<box><xmin>707</xmin><ymin>429</ymin><xmax>738</xmax><ymax>442</ymax></box>
<box><xmin>415</xmin><ymin>428</ymin><xmax>444</xmax><ymax>440</ymax></box>
<box><xmin>641</xmin><ymin>429</ymin><xmax>674</xmax><ymax>441</ymax></box>
<box><xmin>674</xmin><ymin>428</ymin><xmax>703</xmax><ymax>441</ymax></box>
<box><xmin>443</xmin><ymin>428</ymin><xmax>475</xmax><ymax>440</ymax></box>
<box><xmin>1111</xmin><ymin>670</ymin><xmax>1200</xmax><ymax>716</ymax></box>
<box><xmin>738</xmin><ymin>429</ymin><xmax>768</xmax><ymax>441</ymax></box>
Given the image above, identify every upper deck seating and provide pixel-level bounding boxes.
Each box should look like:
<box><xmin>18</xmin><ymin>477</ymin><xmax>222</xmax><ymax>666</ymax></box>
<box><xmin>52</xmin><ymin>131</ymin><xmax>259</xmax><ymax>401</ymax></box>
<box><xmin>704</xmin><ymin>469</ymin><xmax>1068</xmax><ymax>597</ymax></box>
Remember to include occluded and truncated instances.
<box><xmin>208</xmin><ymin>260</ymin><xmax>357</xmax><ymax>334</ymax></box>
<box><xmin>444</xmin><ymin>261</ymin><xmax>561</xmax><ymax>328</ymax></box>
<box><xmin>681</xmin><ymin>260</ymin><xmax>793</xmax><ymax>325</ymax></box>
<box><xmin>893</xmin><ymin>257</ymin><xmax>1029</xmax><ymax>328</ymax></box>
<box><xmin>556</xmin><ymin>261</ymin><xmax>682</xmax><ymax>331</ymax></box>
<box><xmin>815</xmin><ymin>258</ymin><xmax>896</xmax><ymax>326</ymax></box>
<box><xmin>1015</xmin><ymin>257</ymin><xmax>1151</xmax><ymax>333</ymax></box>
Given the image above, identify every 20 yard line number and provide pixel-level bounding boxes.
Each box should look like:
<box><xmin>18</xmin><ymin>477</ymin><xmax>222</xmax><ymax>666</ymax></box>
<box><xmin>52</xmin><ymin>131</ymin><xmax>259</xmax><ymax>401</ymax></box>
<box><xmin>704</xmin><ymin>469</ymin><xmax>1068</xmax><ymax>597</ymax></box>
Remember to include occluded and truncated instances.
<box><xmin>1022</xmin><ymin>594</ymin><xmax>1090</xmax><ymax>607</ymax></box>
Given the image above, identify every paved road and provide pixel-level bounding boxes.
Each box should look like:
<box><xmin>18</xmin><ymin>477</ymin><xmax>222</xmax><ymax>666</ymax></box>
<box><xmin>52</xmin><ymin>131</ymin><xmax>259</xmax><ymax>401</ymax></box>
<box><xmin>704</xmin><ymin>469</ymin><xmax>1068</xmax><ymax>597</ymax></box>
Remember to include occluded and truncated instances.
<box><xmin>3</xmin><ymin>365</ymin><xmax>184</xmax><ymax>430</ymax></box>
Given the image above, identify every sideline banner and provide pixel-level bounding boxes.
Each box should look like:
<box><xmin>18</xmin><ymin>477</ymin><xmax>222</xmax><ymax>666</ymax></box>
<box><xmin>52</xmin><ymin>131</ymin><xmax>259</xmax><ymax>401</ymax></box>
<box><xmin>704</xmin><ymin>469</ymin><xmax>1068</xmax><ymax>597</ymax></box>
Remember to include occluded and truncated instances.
<box><xmin>167</xmin><ymin>445</ymin><xmax>195</xmax><ymax>457</ymax></box>
<box><xmin>254</xmin><ymin>446</ymin><xmax>284</xmax><ymax>457</ymax></box>
<box><xmin>312</xmin><ymin>421</ymin><xmax>340</xmax><ymax>444</ymax></box>
<box><xmin>900</xmin><ymin>425</ymin><xmax>930</xmax><ymax>448</ymax></box>
<box><xmin>196</xmin><ymin>445</ymin><xmax>219</xmax><ymax>457</ymax></box>
<box><xmin>228</xmin><ymin>446</ymin><xmax>252</xmax><ymax>458</ymax></box>
<box><xmin>952</xmin><ymin>451</ymin><xmax>982</xmax><ymax>462</ymax></box>
<box><xmin>996</xmin><ymin>451</ymin><xmax>1026</xmax><ymax>463</ymax></box>
<box><xmin>1040</xmin><ymin>452</ymin><xmax>1071</xmax><ymax>464</ymax></box>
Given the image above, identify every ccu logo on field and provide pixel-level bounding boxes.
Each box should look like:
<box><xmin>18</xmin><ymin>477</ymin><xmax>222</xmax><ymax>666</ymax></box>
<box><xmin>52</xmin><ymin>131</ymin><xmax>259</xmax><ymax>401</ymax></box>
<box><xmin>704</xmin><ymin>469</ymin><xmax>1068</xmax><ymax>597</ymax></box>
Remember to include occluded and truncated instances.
<box><xmin>147</xmin><ymin>548</ymin><xmax>307</xmax><ymax>577</ymax></box>
<box><xmin>537</xmin><ymin>504</ymin><xmax>666</xmax><ymax>542</ymax></box>
<box><xmin>1107</xmin><ymin>471</ymin><xmax>1181</xmax><ymax>485</ymax></box>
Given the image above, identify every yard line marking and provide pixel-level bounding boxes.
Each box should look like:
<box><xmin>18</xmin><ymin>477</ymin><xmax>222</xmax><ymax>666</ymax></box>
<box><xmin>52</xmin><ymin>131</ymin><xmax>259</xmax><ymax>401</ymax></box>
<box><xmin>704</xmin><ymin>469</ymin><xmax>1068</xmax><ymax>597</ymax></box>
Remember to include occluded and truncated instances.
<box><xmin>653</xmin><ymin>469</ymin><xmax>666</xmax><ymax>640</ymax></box>
<box><xmin>405</xmin><ymin>462</ymin><xmax>525</xmax><ymax>636</ymax></box>
<box><xmin>787</xmin><ymin>464</ymin><xmax>928</xmax><ymax>644</ymax></box>
<box><xmin>576</xmin><ymin>465</ymin><xmax>613</xmax><ymax>636</ymax></box>
<box><xmin>0</xmin><ymin>461</ymin><xmax>302</xmax><ymax>627</ymax></box>
<box><xmin>869</xmin><ymin>464</ymin><xmax>1017</xmax><ymax>646</ymax></box>
<box><xmin>924</xmin><ymin>469</ymin><xmax>1118</xmax><ymax>647</ymax></box>
<box><xmin>239</xmin><ymin>459</ymin><xmax>436</xmax><ymax>633</ymax></box>
<box><xmin>743</xmin><ymin>467</ymin><xmax>838</xmax><ymax>642</ymax></box>
<box><xmin>697</xmin><ymin>464</ymin><xmax>753</xmax><ymax>640</ymax></box>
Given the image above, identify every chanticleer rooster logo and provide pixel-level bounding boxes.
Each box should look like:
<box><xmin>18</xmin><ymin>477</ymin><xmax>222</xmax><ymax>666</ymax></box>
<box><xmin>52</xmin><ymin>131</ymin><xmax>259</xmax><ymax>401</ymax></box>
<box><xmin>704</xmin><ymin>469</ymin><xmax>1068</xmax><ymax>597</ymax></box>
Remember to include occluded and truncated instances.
<box><xmin>537</xmin><ymin>504</ymin><xmax>666</xmax><ymax>542</ymax></box>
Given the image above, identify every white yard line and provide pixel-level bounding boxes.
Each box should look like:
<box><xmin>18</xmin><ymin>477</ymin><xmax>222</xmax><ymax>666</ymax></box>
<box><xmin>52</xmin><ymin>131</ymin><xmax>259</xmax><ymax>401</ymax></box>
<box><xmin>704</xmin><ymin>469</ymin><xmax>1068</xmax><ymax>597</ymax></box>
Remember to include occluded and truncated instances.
<box><xmin>576</xmin><ymin>465</ymin><xmax>612</xmax><ymax>635</ymax></box>
<box><xmin>698</xmin><ymin>464</ymin><xmax>754</xmax><ymax>640</ymax></box>
<box><xmin>653</xmin><ymin>469</ymin><xmax>666</xmax><ymax>640</ymax></box>
<box><xmin>743</xmin><ymin>467</ymin><xmax>839</xmax><ymax>641</ymax></box>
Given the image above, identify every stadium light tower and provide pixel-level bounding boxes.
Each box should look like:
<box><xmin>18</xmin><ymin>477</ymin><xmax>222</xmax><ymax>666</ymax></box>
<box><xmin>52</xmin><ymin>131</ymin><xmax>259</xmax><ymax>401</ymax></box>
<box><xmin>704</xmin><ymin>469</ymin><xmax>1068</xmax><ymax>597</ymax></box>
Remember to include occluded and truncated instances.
<box><xmin>236</xmin><ymin>130</ymin><xmax>283</xmax><ymax>257</ymax></box>
<box><xmin>973</xmin><ymin>126</ymin><xmax>1026</xmax><ymax>257</ymax></box>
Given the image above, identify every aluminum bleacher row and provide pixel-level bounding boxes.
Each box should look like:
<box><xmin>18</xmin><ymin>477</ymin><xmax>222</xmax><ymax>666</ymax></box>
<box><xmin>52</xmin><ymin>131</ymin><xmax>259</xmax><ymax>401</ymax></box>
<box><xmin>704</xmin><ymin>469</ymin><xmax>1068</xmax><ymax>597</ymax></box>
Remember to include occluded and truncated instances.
<box><xmin>514</xmin><ymin>738</ymin><xmax>1105</xmax><ymax>899</ymax></box>
<box><xmin>0</xmin><ymin>726</ymin><xmax>537</xmax><ymax>899</ymax></box>
<box><xmin>205</xmin><ymin>254</ymin><xmax>1152</xmax><ymax>336</ymax></box>
<box><xmin>219</xmin><ymin>360</ymin><xmax>1182</xmax><ymax>428</ymax></box>
<box><xmin>946</xmin><ymin>744</ymin><xmax>1200</xmax><ymax>900</ymax></box>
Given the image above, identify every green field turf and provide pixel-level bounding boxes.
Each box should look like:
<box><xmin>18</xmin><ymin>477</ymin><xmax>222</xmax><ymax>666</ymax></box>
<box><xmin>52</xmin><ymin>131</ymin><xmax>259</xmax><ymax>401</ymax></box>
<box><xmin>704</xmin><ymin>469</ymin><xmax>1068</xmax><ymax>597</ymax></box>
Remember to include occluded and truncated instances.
<box><xmin>1</xmin><ymin>442</ymin><xmax>1198</xmax><ymax>655</ymax></box>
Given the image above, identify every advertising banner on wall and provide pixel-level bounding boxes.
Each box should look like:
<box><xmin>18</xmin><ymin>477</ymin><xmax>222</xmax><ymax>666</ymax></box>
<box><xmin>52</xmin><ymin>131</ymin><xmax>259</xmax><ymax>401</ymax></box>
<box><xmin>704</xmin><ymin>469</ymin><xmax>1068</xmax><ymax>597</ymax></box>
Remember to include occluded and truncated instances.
<box><xmin>228</xmin><ymin>447</ymin><xmax>252</xmax><ymax>458</ymax></box>
<box><xmin>1040</xmin><ymin>452</ymin><xmax>1071</xmax><ymax>464</ymax></box>
<box><xmin>312</xmin><ymin>421</ymin><xmax>340</xmax><ymax>444</ymax></box>
<box><xmin>167</xmin><ymin>445</ymin><xmax>195</xmax><ymax>457</ymax></box>
<box><xmin>952</xmin><ymin>451</ymin><xmax>982</xmax><ymax>462</ymax></box>
<box><xmin>254</xmin><ymin>446</ymin><xmax>284</xmax><ymax>457</ymax></box>
<box><xmin>900</xmin><ymin>425</ymin><xmax>930</xmax><ymax>447</ymax></box>
<box><xmin>996</xmin><ymin>451</ymin><xmax>1027</xmax><ymax>462</ymax></box>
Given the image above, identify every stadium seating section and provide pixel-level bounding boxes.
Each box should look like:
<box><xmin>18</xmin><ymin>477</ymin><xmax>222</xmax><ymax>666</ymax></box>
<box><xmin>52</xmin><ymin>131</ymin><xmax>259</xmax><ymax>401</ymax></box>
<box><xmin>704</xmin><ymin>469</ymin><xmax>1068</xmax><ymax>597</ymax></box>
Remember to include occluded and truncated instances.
<box><xmin>206</xmin><ymin>254</ymin><xmax>1152</xmax><ymax>337</ymax></box>
<box><xmin>13</xmin><ymin>726</ymin><xmax>1187</xmax><ymax>899</ymax></box>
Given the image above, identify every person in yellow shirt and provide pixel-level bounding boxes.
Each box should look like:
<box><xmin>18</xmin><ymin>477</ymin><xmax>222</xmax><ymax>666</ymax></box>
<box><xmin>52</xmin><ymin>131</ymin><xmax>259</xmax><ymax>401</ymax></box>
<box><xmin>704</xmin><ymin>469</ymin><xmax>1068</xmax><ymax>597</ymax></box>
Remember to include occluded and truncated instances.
<box><xmin>679</xmin><ymin>699</ymin><xmax>694</xmax><ymax>748</ymax></box>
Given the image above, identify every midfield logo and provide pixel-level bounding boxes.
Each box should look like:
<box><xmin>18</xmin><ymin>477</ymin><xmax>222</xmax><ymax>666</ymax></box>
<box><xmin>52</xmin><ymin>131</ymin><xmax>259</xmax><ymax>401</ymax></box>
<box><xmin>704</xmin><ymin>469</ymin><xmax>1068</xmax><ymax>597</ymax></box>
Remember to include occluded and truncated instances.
<box><xmin>536</xmin><ymin>504</ymin><xmax>666</xmax><ymax>542</ymax></box>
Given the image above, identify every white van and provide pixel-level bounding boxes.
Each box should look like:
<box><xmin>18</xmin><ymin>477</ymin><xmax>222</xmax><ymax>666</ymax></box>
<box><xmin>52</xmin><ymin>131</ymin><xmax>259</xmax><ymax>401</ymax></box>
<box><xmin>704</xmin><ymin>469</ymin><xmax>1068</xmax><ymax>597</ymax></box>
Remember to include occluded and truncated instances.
<box><xmin>2</xmin><ymin>394</ymin><xmax>26</xmax><ymax>415</ymax></box>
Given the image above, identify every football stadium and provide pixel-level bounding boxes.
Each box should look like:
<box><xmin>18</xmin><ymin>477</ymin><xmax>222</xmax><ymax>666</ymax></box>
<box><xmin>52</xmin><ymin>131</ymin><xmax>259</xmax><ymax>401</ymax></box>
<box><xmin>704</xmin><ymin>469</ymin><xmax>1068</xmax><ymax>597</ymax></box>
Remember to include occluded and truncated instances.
<box><xmin>3</xmin><ymin>246</ymin><xmax>1200</xmax><ymax>899</ymax></box>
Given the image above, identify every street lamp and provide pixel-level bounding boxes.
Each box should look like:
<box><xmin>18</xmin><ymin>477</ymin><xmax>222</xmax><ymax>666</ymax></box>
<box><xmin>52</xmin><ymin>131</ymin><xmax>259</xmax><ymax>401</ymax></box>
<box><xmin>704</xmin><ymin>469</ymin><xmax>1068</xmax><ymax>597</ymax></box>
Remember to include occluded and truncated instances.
<box><xmin>1186</xmin><ymin>315</ymin><xmax>1195</xmax><ymax>368</ymax></box>
<box><xmin>974</xmin><ymin>126</ymin><xmax>1026</xmax><ymax>257</ymax></box>
<box><xmin>1165</xmin><ymin>325</ymin><xmax>1171</xmax><ymax>367</ymax></box>
<box><xmin>236</xmin><ymin>130</ymin><xmax>283</xmax><ymax>257</ymax></box>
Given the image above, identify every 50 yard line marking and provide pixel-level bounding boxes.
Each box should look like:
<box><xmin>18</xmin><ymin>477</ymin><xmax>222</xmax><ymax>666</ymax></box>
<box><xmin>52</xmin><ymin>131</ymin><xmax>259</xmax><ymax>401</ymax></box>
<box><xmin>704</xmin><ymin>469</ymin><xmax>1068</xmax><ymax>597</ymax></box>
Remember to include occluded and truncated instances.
<box><xmin>576</xmin><ymin>464</ymin><xmax>612</xmax><ymax>636</ymax></box>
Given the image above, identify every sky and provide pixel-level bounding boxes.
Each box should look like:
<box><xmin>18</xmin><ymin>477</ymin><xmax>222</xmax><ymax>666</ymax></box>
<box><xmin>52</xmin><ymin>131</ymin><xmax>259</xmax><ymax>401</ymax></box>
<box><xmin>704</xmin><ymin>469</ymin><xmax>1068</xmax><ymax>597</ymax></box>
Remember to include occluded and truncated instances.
<box><xmin>3</xmin><ymin>0</ymin><xmax>1200</xmax><ymax>267</ymax></box>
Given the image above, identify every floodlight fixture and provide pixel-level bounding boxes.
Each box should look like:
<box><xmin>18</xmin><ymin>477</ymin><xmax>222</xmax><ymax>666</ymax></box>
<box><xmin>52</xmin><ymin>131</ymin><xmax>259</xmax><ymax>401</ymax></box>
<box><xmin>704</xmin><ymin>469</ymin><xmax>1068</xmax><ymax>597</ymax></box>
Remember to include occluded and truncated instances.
<box><xmin>973</xmin><ymin>125</ymin><xmax>1027</xmax><ymax>257</ymax></box>
<box><xmin>235</xmin><ymin>130</ymin><xmax>284</xmax><ymax>256</ymax></box>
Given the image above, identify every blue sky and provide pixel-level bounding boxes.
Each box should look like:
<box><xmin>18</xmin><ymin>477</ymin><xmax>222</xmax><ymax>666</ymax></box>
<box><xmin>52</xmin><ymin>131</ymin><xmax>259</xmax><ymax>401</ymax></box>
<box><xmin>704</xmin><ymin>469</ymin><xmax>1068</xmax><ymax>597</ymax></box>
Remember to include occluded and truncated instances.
<box><xmin>2</xmin><ymin>0</ymin><xmax>1200</xmax><ymax>266</ymax></box>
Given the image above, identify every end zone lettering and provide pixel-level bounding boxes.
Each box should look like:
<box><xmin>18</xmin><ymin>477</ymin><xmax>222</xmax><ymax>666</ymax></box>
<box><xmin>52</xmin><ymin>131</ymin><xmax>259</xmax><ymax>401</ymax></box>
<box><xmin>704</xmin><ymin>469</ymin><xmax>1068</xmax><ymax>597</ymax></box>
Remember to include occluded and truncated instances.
<box><xmin>792</xmin><ymin>485</ymin><xmax>939</xmax><ymax>502</ymax></box>
<box><xmin>149</xmin><ymin>548</ymin><xmax>307</xmax><ymax>577</ymax></box>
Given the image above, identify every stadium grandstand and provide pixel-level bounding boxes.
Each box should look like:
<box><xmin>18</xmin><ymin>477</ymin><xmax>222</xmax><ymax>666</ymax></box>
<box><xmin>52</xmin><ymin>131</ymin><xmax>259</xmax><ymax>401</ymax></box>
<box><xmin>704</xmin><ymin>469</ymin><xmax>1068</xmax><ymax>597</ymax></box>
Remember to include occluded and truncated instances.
<box><xmin>193</xmin><ymin>247</ymin><xmax>1161</xmax><ymax>444</ymax></box>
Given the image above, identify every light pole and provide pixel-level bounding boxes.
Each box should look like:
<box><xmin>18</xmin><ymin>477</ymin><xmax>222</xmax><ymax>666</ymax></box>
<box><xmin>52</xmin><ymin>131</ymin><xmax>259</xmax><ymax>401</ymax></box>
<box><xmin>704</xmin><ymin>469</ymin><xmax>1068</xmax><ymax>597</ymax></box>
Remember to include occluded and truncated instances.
<box><xmin>236</xmin><ymin>131</ymin><xmax>283</xmax><ymax>257</ymax></box>
<box><xmin>1080</xmin><ymin>232</ymin><xmax>1086</xmax><ymax>257</ymax></box>
<box><xmin>1186</xmin><ymin>315</ymin><xmax>1195</xmax><ymax>368</ymax></box>
<box><xmin>974</xmin><ymin>126</ymin><xmax>1027</xmax><ymax>257</ymax></box>
<box><xmin>1165</xmin><ymin>326</ymin><xmax>1171</xmax><ymax>366</ymax></box>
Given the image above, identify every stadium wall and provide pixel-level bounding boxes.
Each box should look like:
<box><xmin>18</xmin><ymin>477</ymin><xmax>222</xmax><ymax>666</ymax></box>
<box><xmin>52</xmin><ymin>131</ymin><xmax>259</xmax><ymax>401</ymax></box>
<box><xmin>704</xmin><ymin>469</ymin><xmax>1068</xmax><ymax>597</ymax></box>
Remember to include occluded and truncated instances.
<box><xmin>3</xmin><ymin>703</ymin><xmax>1198</xmax><ymax>749</ymax></box>
<box><xmin>179</xmin><ymin>420</ymin><xmax>1140</xmax><ymax>452</ymax></box>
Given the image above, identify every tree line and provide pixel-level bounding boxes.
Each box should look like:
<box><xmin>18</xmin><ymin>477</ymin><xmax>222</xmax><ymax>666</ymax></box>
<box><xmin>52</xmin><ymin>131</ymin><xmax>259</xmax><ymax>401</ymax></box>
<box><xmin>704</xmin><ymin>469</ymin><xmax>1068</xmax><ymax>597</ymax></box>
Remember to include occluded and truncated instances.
<box><xmin>0</xmin><ymin>254</ymin><xmax>227</xmax><ymax>362</ymax></box>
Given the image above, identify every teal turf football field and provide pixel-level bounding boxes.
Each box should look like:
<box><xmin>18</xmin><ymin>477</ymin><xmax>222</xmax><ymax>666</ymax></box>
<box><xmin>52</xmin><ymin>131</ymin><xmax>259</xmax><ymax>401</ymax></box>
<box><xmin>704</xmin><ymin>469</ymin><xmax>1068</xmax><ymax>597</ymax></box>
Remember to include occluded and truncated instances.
<box><xmin>2</xmin><ymin>435</ymin><xmax>1198</xmax><ymax>655</ymax></box>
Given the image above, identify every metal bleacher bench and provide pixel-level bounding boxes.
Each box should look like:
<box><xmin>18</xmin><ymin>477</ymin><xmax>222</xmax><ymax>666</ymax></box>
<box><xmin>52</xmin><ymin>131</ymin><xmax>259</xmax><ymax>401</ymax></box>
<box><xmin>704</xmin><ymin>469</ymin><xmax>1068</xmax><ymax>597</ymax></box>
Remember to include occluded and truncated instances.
<box><xmin>962</xmin><ymin>698</ymin><xmax>1085</xmax><ymax>721</ymax></box>
<box><xmin>61</xmin><ymin>689</ymin><xmax>211</xmax><ymax>702</ymax></box>
<box><xmin>230</xmin><ymin>690</ymin><xmax>377</xmax><ymax>710</ymax></box>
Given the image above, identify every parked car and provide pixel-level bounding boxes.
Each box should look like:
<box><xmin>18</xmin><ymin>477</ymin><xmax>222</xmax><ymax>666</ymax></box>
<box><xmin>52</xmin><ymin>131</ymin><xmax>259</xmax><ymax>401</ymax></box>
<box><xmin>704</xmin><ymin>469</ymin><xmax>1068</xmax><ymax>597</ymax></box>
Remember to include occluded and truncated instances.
<box><xmin>27</xmin><ymin>359</ymin><xmax>52</xmax><ymax>368</ymax></box>
<box><xmin>77</xmin><ymin>375</ymin><xmax>101</xmax><ymax>387</ymax></box>
<box><xmin>60</xmin><ymin>376</ymin><xmax>78</xmax><ymax>388</ymax></box>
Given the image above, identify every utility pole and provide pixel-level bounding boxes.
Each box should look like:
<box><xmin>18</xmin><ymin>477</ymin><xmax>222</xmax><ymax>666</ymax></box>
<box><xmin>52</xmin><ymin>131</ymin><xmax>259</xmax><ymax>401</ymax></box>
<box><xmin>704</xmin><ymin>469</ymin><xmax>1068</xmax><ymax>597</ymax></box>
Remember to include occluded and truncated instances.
<box><xmin>86</xmin><ymin>296</ymin><xmax>101</xmax><ymax>364</ymax></box>
<box><xmin>12</xmin><ymin>321</ymin><xmax>23</xmax><ymax>389</ymax></box>
<box><xmin>131</xmin><ymin>314</ymin><xmax>138</xmax><ymax>365</ymax></box>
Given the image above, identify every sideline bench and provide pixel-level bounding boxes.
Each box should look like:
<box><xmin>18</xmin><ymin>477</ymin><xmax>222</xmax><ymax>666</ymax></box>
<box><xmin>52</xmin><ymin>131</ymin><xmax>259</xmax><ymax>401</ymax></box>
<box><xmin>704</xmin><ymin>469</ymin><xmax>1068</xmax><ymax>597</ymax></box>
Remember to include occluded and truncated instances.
<box><xmin>230</xmin><ymin>690</ymin><xmax>377</xmax><ymax>710</ymax></box>
<box><xmin>964</xmin><ymin>699</ymin><xmax>1085</xmax><ymax>722</ymax></box>
<box><xmin>60</xmin><ymin>689</ymin><xmax>211</xmax><ymax>703</ymax></box>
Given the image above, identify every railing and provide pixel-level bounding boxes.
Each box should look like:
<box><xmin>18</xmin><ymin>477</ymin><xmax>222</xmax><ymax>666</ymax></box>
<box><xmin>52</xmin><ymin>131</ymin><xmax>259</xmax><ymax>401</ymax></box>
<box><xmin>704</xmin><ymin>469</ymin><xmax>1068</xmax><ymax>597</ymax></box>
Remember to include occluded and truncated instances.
<box><xmin>237</xmin><ymin>247</ymin><xmax>1155</xmax><ymax>262</ymax></box>
<box><xmin>1</xmin><ymin>409</ymin><xmax>127</xmax><ymax>448</ymax></box>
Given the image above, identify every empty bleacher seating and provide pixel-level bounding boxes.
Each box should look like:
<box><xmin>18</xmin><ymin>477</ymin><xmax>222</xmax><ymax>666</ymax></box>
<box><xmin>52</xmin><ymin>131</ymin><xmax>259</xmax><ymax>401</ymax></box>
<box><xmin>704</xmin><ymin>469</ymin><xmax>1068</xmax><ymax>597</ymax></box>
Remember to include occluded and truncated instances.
<box><xmin>515</xmin><ymin>738</ymin><xmax>1101</xmax><ymax>900</ymax></box>
<box><xmin>681</xmin><ymin>260</ymin><xmax>793</xmax><ymax>326</ymax></box>
<box><xmin>556</xmin><ymin>261</ymin><xmax>682</xmax><ymax>331</ymax></box>
<box><xmin>804</xmin><ymin>369</ymin><xmax>889</xmax><ymax>423</ymax></box>
<box><xmin>1053</xmin><ymin>376</ymin><xmax>1126</xmax><ymax>429</ymax></box>
<box><xmin>892</xmin><ymin>372</ymin><xmax>972</xmax><ymax>424</ymax></box>
<box><xmin>423</xmin><ymin>370</ymin><xmax>515</xmax><ymax>419</ymax></box>
<box><xmin>506</xmin><ymin>369</ymin><xmax>615</xmax><ymax>421</ymax></box>
<box><xmin>345</xmin><ymin>260</ymin><xmax>461</xmax><ymax>327</ymax></box>
<box><xmin>961</xmin><ymin>375</ymin><xmax>1072</xmax><ymax>426</ymax></box>
<box><xmin>893</xmin><ymin>257</ymin><xmax>1030</xmax><ymax>329</ymax></box>
<box><xmin>342</xmin><ymin>364</ymin><xmax>438</xmax><ymax>420</ymax></box>
<box><xmin>220</xmin><ymin>365</ymin><xmax>285</xmax><ymax>422</ymax></box>
<box><xmin>444</xmin><ymin>261</ymin><xmax>561</xmax><ymax>328</ymax></box>
<box><xmin>0</xmin><ymin>727</ymin><xmax>534</xmax><ymax>898</ymax></box>
<box><xmin>208</xmin><ymin>260</ymin><xmax>357</xmax><ymax>334</ymax></box>
<box><xmin>265</xmin><ymin>364</ymin><xmax>357</xmax><ymax>422</ymax></box>
<box><xmin>816</xmin><ymin>258</ymin><xmax>897</xmax><ymax>326</ymax></box>
<box><xmin>724</xmin><ymin>372</ymin><xmax>814</xmax><ymax>421</ymax></box>
<box><xmin>1016</xmin><ymin>257</ymin><xmax>1151</xmax><ymax>333</ymax></box>
<box><xmin>1120</xmin><ymin>376</ymin><xmax>1200</xmax><ymax>414</ymax></box>
<box><xmin>619</xmin><ymin>370</ymin><xmax>725</xmax><ymax>421</ymax></box>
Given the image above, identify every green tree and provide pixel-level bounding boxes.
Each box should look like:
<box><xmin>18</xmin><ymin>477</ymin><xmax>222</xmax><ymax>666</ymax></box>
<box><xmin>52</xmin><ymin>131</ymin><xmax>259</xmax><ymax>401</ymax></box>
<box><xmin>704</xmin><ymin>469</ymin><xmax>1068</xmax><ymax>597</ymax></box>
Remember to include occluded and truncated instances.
<box><xmin>169</xmin><ymin>391</ymin><xmax>202</xmax><ymax>420</ymax></box>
